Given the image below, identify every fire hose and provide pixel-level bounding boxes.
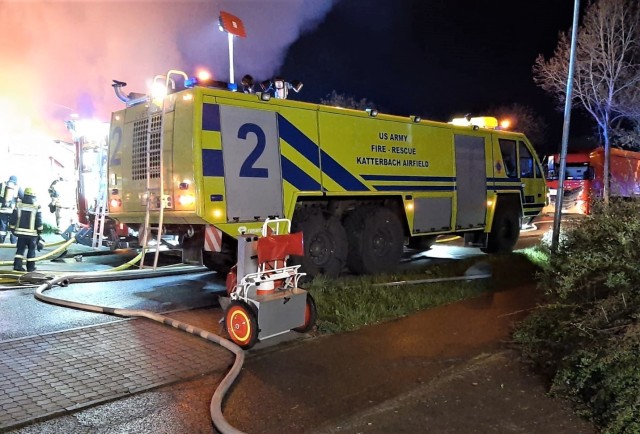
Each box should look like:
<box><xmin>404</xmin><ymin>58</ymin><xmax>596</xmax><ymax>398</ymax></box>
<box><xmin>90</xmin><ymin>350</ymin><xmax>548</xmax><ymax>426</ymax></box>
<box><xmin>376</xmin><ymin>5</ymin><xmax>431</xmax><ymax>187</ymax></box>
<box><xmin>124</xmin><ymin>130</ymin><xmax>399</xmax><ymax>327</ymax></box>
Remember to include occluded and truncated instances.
<box><xmin>34</xmin><ymin>271</ymin><xmax>246</xmax><ymax>434</ymax></box>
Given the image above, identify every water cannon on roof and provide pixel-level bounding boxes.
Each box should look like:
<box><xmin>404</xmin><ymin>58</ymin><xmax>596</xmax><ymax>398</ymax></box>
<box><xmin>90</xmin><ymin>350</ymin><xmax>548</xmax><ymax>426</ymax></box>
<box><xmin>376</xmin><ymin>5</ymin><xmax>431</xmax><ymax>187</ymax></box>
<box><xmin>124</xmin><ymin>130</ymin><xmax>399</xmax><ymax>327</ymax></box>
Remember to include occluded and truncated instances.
<box><xmin>111</xmin><ymin>80</ymin><xmax>147</xmax><ymax>107</ymax></box>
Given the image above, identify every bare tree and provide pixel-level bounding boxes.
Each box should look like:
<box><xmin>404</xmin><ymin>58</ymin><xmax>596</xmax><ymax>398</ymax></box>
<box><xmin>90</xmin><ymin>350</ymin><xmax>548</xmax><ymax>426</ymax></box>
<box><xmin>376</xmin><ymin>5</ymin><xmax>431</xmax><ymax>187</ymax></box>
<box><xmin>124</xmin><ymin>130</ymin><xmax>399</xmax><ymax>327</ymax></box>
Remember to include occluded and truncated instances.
<box><xmin>533</xmin><ymin>0</ymin><xmax>640</xmax><ymax>203</ymax></box>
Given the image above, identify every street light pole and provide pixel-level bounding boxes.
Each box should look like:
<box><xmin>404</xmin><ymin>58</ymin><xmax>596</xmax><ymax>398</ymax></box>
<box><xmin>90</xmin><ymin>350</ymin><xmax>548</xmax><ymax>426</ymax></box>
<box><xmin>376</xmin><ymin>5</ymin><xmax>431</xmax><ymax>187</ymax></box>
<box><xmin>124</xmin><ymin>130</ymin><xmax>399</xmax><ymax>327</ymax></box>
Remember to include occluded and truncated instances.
<box><xmin>551</xmin><ymin>0</ymin><xmax>581</xmax><ymax>252</ymax></box>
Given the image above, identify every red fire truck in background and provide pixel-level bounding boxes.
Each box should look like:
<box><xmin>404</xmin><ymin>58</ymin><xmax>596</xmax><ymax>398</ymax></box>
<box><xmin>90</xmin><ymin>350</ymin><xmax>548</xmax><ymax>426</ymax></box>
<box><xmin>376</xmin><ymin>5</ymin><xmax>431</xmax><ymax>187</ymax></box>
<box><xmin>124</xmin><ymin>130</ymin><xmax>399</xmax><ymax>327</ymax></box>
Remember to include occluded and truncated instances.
<box><xmin>545</xmin><ymin>147</ymin><xmax>640</xmax><ymax>214</ymax></box>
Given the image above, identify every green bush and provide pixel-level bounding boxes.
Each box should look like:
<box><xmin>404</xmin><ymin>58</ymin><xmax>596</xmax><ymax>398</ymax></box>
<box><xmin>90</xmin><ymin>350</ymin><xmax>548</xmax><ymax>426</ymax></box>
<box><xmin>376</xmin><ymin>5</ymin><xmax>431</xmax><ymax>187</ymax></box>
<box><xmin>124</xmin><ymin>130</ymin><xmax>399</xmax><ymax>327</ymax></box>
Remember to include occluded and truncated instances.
<box><xmin>514</xmin><ymin>200</ymin><xmax>640</xmax><ymax>433</ymax></box>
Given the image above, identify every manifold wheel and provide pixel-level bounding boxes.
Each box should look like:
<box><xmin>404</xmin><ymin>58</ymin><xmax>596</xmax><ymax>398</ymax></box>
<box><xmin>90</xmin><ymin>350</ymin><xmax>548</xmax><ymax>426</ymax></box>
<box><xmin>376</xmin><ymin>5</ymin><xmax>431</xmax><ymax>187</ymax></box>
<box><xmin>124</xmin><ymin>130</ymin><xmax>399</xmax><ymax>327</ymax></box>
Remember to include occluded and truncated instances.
<box><xmin>293</xmin><ymin>293</ymin><xmax>318</xmax><ymax>333</ymax></box>
<box><xmin>225</xmin><ymin>301</ymin><xmax>258</xmax><ymax>349</ymax></box>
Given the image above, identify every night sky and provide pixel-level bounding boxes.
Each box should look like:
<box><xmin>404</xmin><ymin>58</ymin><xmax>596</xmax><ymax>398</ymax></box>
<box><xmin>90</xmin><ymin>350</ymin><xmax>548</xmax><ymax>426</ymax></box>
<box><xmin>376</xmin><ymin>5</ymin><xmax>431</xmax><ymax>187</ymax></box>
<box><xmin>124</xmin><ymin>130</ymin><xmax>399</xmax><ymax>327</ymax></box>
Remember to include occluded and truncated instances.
<box><xmin>0</xmin><ymin>0</ymin><xmax>592</xmax><ymax>156</ymax></box>
<box><xmin>280</xmin><ymin>0</ymin><xmax>592</xmax><ymax>154</ymax></box>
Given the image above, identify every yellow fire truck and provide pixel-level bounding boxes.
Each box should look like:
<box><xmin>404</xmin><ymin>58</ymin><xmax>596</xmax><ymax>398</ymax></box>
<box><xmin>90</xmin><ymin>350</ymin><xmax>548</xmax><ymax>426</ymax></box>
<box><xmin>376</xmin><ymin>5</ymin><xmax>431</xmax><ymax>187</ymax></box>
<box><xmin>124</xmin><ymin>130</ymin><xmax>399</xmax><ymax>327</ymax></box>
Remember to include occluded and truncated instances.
<box><xmin>106</xmin><ymin>71</ymin><xmax>547</xmax><ymax>277</ymax></box>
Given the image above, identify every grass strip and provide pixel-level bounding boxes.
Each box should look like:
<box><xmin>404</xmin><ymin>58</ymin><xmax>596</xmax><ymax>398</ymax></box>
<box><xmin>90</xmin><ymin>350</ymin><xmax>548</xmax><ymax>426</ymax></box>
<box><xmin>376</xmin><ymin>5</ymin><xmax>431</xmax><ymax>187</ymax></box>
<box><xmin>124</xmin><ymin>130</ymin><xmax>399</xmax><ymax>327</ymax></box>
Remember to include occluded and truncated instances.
<box><xmin>306</xmin><ymin>251</ymin><xmax>540</xmax><ymax>334</ymax></box>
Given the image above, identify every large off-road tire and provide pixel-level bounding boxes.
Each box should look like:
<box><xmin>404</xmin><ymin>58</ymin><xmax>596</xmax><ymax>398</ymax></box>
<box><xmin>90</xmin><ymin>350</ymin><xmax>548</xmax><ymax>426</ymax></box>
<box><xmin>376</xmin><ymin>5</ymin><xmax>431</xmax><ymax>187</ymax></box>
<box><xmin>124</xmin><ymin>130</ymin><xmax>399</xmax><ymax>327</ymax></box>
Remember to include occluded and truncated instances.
<box><xmin>291</xmin><ymin>209</ymin><xmax>348</xmax><ymax>278</ymax></box>
<box><xmin>344</xmin><ymin>206</ymin><xmax>404</xmax><ymax>275</ymax></box>
<box><xmin>482</xmin><ymin>203</ymin><xmax>521</xmax><ymax>253</ymax></box>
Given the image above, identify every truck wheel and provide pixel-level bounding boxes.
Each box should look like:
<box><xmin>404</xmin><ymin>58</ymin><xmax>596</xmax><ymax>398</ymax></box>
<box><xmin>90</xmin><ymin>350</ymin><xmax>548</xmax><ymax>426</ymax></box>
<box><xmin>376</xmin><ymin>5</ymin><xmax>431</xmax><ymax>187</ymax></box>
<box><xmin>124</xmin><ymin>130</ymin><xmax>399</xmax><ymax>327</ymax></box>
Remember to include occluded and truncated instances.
<box><xmin>407</xmin><ymin>235</ymin><xmax>437</xmax><ymax>251</ymax></box>
<box><xmin>225</xmin><ymin>301</ymin><xmax>258</xmax><ymax>349</ymax></box>
<box><xmin>292</xmin><ymin>210</ymin><xmax>347</xmax><ymax>278</ymax></box>
<box><xmin>482</xmin><ymin>204</ymin><xmax>521</xmax><ymax>253</ymax></box>
<box><xmin>293</xmin><ymin>293</ymin><xmax>317</xmax><ymax>333</ymax></box>
<box><xmin>345</xmin><ymin>206</ymin><xmax>404</xmax><ymax>274</ymax></box>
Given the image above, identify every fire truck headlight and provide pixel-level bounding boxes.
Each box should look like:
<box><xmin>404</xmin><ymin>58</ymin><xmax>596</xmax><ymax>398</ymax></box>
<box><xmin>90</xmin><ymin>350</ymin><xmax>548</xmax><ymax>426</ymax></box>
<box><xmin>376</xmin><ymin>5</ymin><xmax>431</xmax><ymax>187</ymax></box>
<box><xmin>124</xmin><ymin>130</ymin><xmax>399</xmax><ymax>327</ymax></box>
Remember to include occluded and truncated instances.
<box><xmin>213</xmin><ymin>209</ymin><xmax>223</xmax><ymax>219</ymax></box>
<box><xmin>366</xmin><ymin>108</ymin><xmax>378</xmax><ymax>117</ymax></box>
<box><xmin>405</xmin><ymin>202</ymin><xmax>414</xmax><ymax>211</ymax></box>
<box><xmin>411</xmin><ymin>115</ymin><xmax>422</xmax><ymax>123</ymax></box>
<box><xmin>110</xmin><ymin>198</ymin><xmax>122</xmax><ymax>208</ymax></box>
<box><xmin>178</xmin><ymin>194</ymin><xmax>195</xmax><ymax>206</ymax></box>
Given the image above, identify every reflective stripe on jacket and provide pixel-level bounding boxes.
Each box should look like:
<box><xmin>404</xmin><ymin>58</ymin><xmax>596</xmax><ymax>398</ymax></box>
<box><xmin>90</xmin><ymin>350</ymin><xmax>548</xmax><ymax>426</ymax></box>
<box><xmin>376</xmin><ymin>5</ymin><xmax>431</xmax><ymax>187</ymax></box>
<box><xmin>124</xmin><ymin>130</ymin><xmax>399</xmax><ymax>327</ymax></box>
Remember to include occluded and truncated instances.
<box><xmin>9</xmin><ymin>203</ymin><xmax>43</xmax><ymax>237</ymax></box>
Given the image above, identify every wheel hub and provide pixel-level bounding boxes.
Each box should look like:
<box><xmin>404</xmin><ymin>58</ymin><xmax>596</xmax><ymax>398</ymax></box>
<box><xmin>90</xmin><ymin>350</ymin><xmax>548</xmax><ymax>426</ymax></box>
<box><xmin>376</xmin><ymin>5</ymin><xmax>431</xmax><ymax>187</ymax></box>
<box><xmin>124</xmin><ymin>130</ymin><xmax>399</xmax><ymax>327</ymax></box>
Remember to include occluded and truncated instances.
<box><xmin>309</xmin><ymin>233</ymin><xmax>332</xmax><ymax>265</ymax></box>
<box><xmin>371</xmin><ymin>230</ymin><xmax>390</xmax><ymax>256</ymax></box>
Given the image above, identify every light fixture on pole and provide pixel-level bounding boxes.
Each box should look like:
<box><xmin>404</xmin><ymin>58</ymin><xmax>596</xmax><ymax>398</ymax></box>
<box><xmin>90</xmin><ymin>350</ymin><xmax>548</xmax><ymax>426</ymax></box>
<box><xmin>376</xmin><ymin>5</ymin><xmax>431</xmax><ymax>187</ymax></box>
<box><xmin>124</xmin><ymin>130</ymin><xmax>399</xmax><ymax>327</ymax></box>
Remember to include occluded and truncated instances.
<box><xmin>218</xmin><ymin>11</ymin><xmax>246</xmax><ymax>87</ymax></box>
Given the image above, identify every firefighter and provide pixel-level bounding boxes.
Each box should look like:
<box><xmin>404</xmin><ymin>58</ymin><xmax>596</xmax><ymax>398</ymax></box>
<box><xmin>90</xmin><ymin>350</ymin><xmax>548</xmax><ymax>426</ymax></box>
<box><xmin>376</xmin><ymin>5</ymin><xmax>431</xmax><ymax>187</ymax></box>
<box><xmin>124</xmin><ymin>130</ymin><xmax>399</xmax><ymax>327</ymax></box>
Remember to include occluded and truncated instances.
<box><xmin>9</xmin><ymin>187</ymin><xmax>43</xmax><ymax>272</ymax></box>
<box><xmin>48</xmin><ymin>175</ymin><xmax>77</xmax><ymax>233</ymax></box>
<box><xmin>0</xmin><ymin>175</ymin><xmax>23</xmax><ymax>244</ymax></box>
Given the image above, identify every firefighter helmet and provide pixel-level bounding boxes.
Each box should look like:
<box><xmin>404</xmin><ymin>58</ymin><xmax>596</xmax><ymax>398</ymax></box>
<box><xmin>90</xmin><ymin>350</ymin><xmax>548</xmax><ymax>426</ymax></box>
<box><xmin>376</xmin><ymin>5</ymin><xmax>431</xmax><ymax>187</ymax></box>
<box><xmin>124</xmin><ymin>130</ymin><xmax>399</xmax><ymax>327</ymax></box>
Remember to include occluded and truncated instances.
<box><xmin>24</xmin><ymin>187</ymin><xmax>35</xmax><ymax>196</ymax></box>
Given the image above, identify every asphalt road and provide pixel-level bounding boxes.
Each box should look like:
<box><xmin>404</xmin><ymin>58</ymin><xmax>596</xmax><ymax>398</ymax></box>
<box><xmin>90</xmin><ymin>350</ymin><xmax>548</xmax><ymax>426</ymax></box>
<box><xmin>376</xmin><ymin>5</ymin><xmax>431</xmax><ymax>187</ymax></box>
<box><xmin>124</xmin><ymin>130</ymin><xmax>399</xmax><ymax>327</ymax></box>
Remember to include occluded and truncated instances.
<box><xmin>0</xmin><ymin>271</ymin><xmax>225</xmax><ymax>341</ymax></box>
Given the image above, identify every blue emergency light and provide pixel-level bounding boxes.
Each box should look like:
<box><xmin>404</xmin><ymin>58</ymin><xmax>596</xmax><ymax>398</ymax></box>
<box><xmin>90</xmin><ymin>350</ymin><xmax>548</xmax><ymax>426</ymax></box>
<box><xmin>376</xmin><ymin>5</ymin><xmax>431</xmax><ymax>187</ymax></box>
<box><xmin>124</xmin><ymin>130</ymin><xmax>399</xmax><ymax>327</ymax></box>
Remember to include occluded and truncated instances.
<box><xmin>184</xmin><ymin>76</ymin><xmax>237</xmax><ymax>92</ymax></box>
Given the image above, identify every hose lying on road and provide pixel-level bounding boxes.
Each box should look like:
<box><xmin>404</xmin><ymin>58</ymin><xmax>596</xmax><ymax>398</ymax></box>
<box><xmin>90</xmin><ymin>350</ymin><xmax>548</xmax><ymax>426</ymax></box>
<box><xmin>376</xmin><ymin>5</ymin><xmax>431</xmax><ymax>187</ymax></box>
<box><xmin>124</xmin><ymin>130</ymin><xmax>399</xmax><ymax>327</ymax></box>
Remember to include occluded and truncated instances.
<box><xmin>0</xmin><ymin>238</ymin><xmax>77</xmax><ymax>266</ymax></box>
<box><xmin>35</xmin><ymin>272</ymin><xmax>246</xmax><ymax>434</ymax></box>
<box><xmin>0</xmin><ymin>238</ymin><xmax>69</xmax><ymax>249</ymax></box>
<box><xmin>373</xmin><ymin>261</ymin><xmax>492</xmax><ymax>287</ymax></box>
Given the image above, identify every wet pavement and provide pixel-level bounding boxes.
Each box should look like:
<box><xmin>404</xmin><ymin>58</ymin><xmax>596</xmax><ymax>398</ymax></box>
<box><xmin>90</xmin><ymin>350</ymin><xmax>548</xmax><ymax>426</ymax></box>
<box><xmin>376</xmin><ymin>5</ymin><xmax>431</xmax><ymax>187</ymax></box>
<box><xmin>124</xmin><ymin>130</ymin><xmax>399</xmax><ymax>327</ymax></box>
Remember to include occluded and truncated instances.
<box><xmin>1</xmin><ymin>283</ymin><xmax>596</xmax><ymax>434</ymax></box>
<box><xmin>0</xmin><ymin>319</ymin><xmax>232</xmax><ymax>431</ymax></box>
<box><xmin>0</xmin><ymin>233</ymin><xmax>235</xmax><ymax>432</ymax></box>
<box><xmin>0</xmin><ymin>218</ymin><xmax>596</xmax><ymax>433</ymax></box>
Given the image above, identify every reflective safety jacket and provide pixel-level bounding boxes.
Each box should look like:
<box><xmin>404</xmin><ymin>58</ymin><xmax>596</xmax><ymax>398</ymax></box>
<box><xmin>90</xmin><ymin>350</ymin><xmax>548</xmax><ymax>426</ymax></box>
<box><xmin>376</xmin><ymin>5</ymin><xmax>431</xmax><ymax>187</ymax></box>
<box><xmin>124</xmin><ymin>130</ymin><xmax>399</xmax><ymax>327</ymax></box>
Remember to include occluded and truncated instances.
<box><xmin>9</xmin><ymin>200</ymin><xmax>43</xmax><ymax>237</ymax></box>
<box><xmin>0</xmin><ymin>181</ymin><xmax>20</xmax><ymax>214</ymax></box>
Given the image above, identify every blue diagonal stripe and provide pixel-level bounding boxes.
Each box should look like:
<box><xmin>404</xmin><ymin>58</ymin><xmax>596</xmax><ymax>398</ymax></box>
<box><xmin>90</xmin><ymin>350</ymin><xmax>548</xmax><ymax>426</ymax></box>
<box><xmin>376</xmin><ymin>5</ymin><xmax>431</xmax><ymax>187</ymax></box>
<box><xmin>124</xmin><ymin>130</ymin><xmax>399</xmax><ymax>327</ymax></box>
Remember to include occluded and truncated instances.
<box><xmin>202</xmin><ymin>149</ymin><xmax>224</xmax><ymax>176</ymax></box>
<box><xmin>278</xmin><ymin>113</ymin><xmax>369</xmax><ymax>191</ymax></box>
<box><xmin>320</xmin><ymin>150</ymin><xmax>370</xmax><ymax>191</ymax></box>
<box><xmin>281</xmin><ymin>157</ymin><xmax>321</xmax><ymax>191</ymax></box>
<box><xmin>202</xmin><ymin>103</ymin><xmax>220</xmax><ymax>132</ymax></box>
<box><xmin>277</xmin><ymin>115</ymin><xmax>319</xmax><ymax>166</ymax></box>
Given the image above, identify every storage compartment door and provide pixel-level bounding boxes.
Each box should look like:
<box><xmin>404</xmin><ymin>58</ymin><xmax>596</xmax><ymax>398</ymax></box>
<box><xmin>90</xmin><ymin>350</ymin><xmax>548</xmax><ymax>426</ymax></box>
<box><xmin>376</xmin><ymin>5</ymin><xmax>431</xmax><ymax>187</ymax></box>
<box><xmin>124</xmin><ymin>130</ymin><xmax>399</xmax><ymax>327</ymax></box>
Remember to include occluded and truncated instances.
<box><xmin>455</xmin><ymin>135</ymin><xmax>487</xmax><ymax>228</ymax></box>
<box><xmin>220</xmin><ymin>106</ymin><xmax>284</xmax><ymax>221</ymax></box>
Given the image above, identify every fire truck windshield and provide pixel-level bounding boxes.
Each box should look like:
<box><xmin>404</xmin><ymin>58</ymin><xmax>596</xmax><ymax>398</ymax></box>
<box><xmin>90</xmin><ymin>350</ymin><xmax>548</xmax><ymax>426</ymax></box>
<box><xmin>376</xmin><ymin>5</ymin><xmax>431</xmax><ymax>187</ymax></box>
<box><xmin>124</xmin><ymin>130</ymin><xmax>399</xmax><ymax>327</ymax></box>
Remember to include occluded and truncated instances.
<box><xmin>546</xmin><ymin>163</ymin><xmax>593</xmax><ymax>181</ymax></box>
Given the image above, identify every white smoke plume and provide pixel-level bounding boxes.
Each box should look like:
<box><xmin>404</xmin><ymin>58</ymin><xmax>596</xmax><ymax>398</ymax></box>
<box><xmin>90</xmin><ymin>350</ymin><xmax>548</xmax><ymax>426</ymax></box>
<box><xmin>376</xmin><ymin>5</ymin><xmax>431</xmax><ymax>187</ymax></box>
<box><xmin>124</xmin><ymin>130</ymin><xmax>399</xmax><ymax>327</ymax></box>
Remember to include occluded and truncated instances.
<box><xmin>0</xmin><ymin>0</ymin><xmax>337</xmax><ymax>140</ymax></box>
